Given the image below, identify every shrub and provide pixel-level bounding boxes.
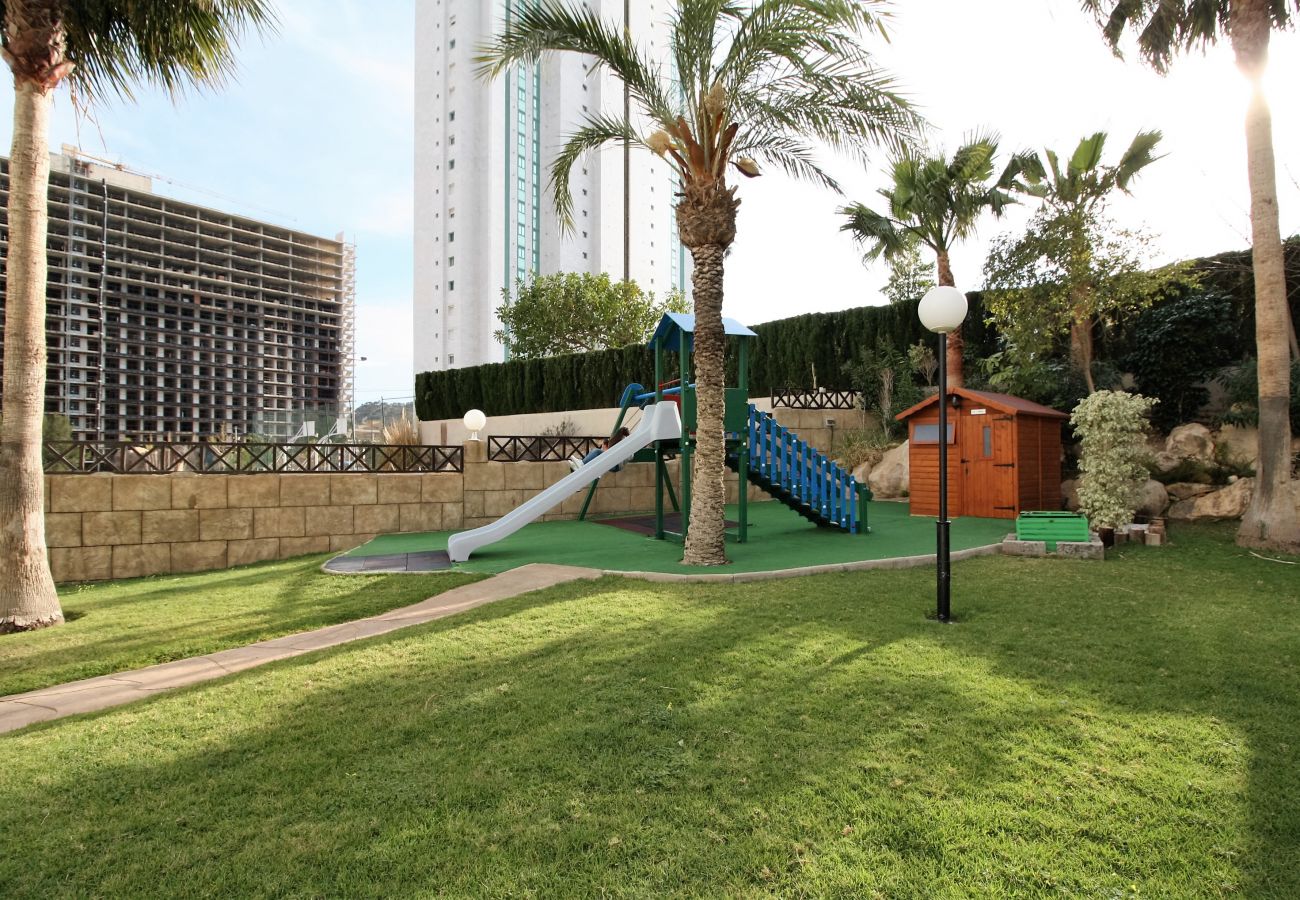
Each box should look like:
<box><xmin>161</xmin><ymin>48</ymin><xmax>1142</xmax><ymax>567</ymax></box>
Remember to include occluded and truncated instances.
<box><xmin>1071</xmin><ymin>391</ymin><xmax>1156</xmax><ymax>529</ymax></box>
<box><xmin>1215</xmin><ymin>357</ymin><xmax>1300</xmax><ymax>431</ymax></box>
<box><xmin>832</xmin><ymin>428</ymin><xmax>895</xmax><ymax>472</ymax></box>
<box><xmin>843</xmin><ymin>338</ymin><xmax>925</xmax><ymax>440</ymax></box>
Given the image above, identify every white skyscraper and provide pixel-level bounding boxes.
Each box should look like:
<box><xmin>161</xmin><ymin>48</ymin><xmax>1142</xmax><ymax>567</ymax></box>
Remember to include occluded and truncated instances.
<box><xmin>414</xmin><ymin>0</ymin><xmax>690</xmax><ymax>373</ymax></box>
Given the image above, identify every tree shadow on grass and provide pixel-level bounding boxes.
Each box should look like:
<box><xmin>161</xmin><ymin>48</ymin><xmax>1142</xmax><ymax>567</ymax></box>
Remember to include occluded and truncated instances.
<box><xmin>2</xmin><ymin>544</ymin><xmax>1291</xmax><ymax>896</ymax></box>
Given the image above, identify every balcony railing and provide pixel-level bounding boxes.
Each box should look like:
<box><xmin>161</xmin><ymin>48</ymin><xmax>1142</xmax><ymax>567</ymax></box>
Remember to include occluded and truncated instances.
<box><xmin>42</xmin><ymin>440</ymin><xmax>463</xmax><ymax>474</ymax></box>
<box><xmin>487</xmin><ymin>435</ymin><xmax>603</xmax><ymax>463</ymax></box>
<box><xmin>771</xmin><ymin>388</ymin><xmax>860</xmax><ymax>410</ymax></box>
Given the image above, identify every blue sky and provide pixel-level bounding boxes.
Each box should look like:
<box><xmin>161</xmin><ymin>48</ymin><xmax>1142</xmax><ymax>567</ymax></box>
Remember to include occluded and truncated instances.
<box><xmin>0</xmin><ymin>0</ymin><xmax>417</xmax><ymax>408</ymax></box>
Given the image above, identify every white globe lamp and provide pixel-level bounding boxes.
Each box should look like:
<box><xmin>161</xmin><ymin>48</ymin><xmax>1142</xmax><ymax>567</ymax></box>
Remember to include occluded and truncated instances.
<box><xmin>463</xmin><ymin>409</ymin><xmax>487</xmax><ymax>441</ymax></box>
<box><xmin>918</xmin><ymin>285</ymin><xmax>968</xmax><ymax>334</ymax></box>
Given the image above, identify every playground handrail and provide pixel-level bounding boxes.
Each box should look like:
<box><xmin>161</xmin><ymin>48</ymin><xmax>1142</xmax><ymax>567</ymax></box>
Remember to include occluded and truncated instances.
<box><xmin>744</xmin><ymin>405</ymin><xmax>860</xmax><ymax>533</ymax></box>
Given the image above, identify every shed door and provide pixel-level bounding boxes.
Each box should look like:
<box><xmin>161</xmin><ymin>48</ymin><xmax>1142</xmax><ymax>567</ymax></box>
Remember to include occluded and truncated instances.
<box><xmin>961</xmin><ymin>413</ymin><xmax>1016</xmax><ymax>518</ymax></box>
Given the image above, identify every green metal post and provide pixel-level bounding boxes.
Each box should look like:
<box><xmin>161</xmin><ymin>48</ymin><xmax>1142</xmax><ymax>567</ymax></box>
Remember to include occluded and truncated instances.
<box><xmin>737</xmin><ymin>338</ymin><xmax>749</xmax><ymax>543</ymax></box>
<box><xmin>679</xmin><ymin>330</ymin><xmax>691</xmax><ymax>537</ymax></box>
<box><xmin>654</xmin><ymin>340</ymin><xmax>665</xmax><ymax>539</ymax></box>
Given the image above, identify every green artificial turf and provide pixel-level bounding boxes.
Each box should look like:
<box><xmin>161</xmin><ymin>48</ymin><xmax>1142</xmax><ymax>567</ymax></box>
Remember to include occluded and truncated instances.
<box><xmin>2</xmin><ymin>523</ymin><xmax>1298</xmax><ymax>897</ymax></box>
<box><xmin>347</xmin><ymin>499</ymin><xmax>1012</xmax><ymax>574</ymax></box>
<box><xmin>0</xmin><ymin>555</ymin><xmax>482</xmax><ymax>697</ymax></box>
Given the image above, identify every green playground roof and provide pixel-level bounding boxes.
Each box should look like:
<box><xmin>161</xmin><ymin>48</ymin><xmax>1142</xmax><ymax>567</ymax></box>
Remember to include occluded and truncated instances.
<box><xmin>649</xmin><ymin>312</ymin><xmax>757</xmax><ymax>348</ymax></box>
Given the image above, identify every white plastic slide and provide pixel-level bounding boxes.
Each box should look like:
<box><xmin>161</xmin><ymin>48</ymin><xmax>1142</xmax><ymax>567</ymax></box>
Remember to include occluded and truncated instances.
<box><xmin>447</xmin><ymin>401</ymin><xmax>682</xmax><ymax>562</ymax></box>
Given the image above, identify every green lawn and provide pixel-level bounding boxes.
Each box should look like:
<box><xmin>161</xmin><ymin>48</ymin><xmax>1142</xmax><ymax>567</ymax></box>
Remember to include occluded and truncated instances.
<box><xmin>0</xmin><ymin>556</ymin><xmax>481</xmax><ymax>696</ymax></box>
<box><xmin>2</xmin><ymin>524</ymin><xmax>1298</xmax><ymax>897</ymax></box>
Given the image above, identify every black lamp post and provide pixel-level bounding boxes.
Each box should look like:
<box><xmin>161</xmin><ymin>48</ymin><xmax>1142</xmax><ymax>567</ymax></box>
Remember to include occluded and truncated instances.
<box><xmin>918</xmin><ymin>285</ymin><xmax>968</xmax><ymax>623</ymax></box>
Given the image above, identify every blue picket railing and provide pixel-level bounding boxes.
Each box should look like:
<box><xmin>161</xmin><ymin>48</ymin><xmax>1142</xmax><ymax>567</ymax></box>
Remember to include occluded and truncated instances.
<box><xmin>743</xmin><ymin>405</ymin><xmax>860</xmax><ymax>533</ymax></box>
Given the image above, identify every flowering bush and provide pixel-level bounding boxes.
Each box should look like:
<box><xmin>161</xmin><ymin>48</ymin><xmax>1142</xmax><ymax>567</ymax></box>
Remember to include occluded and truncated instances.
<box><xmin>1070</xmin><ymin>390</ymin><xmax>1157</xmax><ymax>529</ymax></box>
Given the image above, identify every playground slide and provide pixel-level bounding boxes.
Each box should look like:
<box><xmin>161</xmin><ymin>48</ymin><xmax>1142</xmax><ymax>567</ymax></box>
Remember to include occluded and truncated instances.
<box><xmin>447</xmin><ymin>401</ymin><xmax>683</xmax><ymax>562</ymax></box>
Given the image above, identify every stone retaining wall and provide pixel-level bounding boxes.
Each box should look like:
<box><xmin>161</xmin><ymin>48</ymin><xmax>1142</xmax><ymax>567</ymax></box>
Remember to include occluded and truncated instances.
<box><xmin>43</xmin><ymin>440</ymin><xmax>765</xmax><ymax>583</ymax></box>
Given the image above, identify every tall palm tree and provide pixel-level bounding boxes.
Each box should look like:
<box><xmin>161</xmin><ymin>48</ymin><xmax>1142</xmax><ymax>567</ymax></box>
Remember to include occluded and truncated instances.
<box><xmin>0</xmin><ymin>0</ymin><xmax>276</xmax><ymax>633</ymax></box>
<box><xmin>1015</xmin><ymin>130</ymin><xmax>1163</xmax><ymax>392</ymax></box>
<box><xmin>839</xmin><ymin>135</ymin><xmax>1031</xmax><ymax>387</ymax></box>
<box><xmin>1081</xmin><ymin>0</ymin><xmax>1299</xmax><ymax>553</ymax></box>
<box><xmin>478</xmin><ymin>0</ymin><xmax>918</xmax><ymax>566</ymax></box>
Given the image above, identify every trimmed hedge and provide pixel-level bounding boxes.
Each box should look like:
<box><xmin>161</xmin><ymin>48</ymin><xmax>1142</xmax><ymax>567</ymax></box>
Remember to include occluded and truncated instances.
<box><xmin>415</xmin><ymin>239</ymin><xmax>1300</xmax><ymax>422</ymax></box>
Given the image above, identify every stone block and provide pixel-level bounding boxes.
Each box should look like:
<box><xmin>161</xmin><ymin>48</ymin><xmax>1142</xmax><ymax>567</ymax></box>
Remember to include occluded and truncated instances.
<box><xmin>354</xmin><ymin>503</ymin><xmax>400</xmax><ymax>534</ymax></box>
<box><xmin>50</xmin><ymin>475</ymin><xmax>113</xmax><ymax>513</ymax></box>
<box><xmin>595</xmin><ymin>486</ymin><xmax>632</xmax><ymax>514</ymax></box>
<box><xmin>199</xmin><ymin>507</ymin><xmax>255</xmax><ymax>541</ymax></box>
<box><xmin>400</xmin><ymin>502</ymin><xmax>442</xmax><ymax>533</ymax></box>
<box><xmin>377</xmin><ymin>473</ymin><xmax>424</xmax><ymax>505</ymax></box>
<box><xmin>82</xmin><ymin>510</ymin><xmax>142</xmax><ymax>546</ymax></box>
<box><xmin>254</xmin><ymin>506</ymin><xmax>306</xmax><ymax>539</ymax></box>
<box><xmin>330</xmin><ymin>533</ymin><xmax>372</xmax><ymax>553</ymax></box>
<box><xmin>543</xmin><ymin>461</ymin><xmax>571</xmax><ymax>485</ymax></box>
<box><xmin>464</xmin><ymin>461</ymin><xmax>507</xmax><ymax>491</ymax></box>
<box><xmin>50</xmin><ymin>546</ymin><xmax>112</xmax><ymax>583</ymax></box>
<box><xmin>421</xmin><ymin>473</ymin><xmax>463</xmax><ymax>503</ymax></box>
<box><xmin>330</xmin><ymin>474</ymin><xmax>377</xmax><ymax>506</ymax></box>
<box><xmin>45</xmin><ymin>513</ymin><xmax>82</xmax><ymax>548</ymax></box>
<box><xmin>141</xmin><ymin>509</ymin><xmax>200</xmax><ymax>544</ymax></box>
<box><xmin>483</xmin><ymin>491</ymin><xmax>523</xmax><ymax>518</ymax></box>
<box><xmin>278</xmin><ymin>535</ymin><xmax>330</xmax><ymax>557</ymax></box>
<box><xmin>226</xmin><ymin>474</ymin><xmax>281</xmax><ymax>509</ymax></box>
<box><xmin>464</xmin><ymin>491</ymin><xmax>485</xmax><ymax>519</ymax></box>
<box><xmin>441</xmin><ymin>503</ymin><xmax>464</xmax><ymax>530</ymax></box>
<box><xmin>1001</xmin><ymin>537</ymin><xmax>1047</xmax><ymax>557</ymax></box>
<box><xmin>628</xmin><ymin>487</ymin><xmax>657</xmax><ymax>512</ymax></box>
<box><xmin>112</xmin><ymin>475</ymin><xmax>172</xmax><ymax>511</ymax></box>
<box><xmin>464</xmin><ymin>516</ymin><xmax>494</xmax><ymax>529</ymax></box>
<box><xmin>278</xmin><ymin>474</ymin><xmax>332</xmax><ymax>507</ymax></box>
<box><xmin>171</xmin><ymin>541</ymin><xmax>227</xmax><ymax>574</ymax></box>
<box><xmin>228</xmin><ymin>538</ymin><xmax>281</xmax><ymax>567</ymax></box>
<box><xmin>504</xmin><ymin>464</ymin><xmax>545</xmax><ymax>490</ymax></box>
<box><xmin>463</xmin><ymin>440</ymin><xmax>488</xmax><ymax>464</ymax></box>
<box><xmin>1056</xmin><ymin>539</ymin><xmax>1105</xmax><ymax>561</ymax></box>
<box><xmin>112</xmin><ymin>544</ymin><xmax>172</xmax><ymax>580</ymax></box>
<box><xmin>172</xmin><ymin>475</ymin><xmax>228</xmax><ymax>510</ymax></box>
<box><xmin>304</xmin><ymin>505</ymin><xmax>355</xmax><ymax>537</ymax></box>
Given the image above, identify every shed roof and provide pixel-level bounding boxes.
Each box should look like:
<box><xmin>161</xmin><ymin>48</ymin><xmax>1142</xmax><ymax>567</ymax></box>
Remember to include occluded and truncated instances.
<box><xmin>895</xmin><ymin>387</ymin><xmax>1069</xmax><ymax>421</ymax></box>
<box><xmin>648</xmin><ymin>312</ymin><xmax>758</xmax><ymax>349</ymax></box>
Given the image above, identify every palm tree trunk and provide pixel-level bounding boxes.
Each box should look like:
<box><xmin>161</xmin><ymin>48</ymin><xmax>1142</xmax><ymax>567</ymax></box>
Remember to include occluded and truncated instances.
<box><xmin>682</xmin><ymin>242</ymin><xmax>728</xmax><ymax>566</ymax></box>
<box><xmin>935</xmin><ymin>250</ymin><xmax>964</xmax><ymax>388</ymax></box>
<box><xmin>1233</xmin><ymin>0</ymin><xmax>1300</xmax><ymax>551</ymax></box>
<box><xmin>1070</xmin><ymin>285</ymin><xmax>1097</xmax><ymax>393</ymax></box>
<box><xmin>0</xmin><ymin>76</ymin><xmax>63</xmax><ymax>631</ymax></box>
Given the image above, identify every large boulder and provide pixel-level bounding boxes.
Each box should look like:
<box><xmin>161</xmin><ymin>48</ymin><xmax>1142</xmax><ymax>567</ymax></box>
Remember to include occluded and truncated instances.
<box><xmin>1166</xmin><ymin>423</ymin><xmax>1215</xmax><ymax>462</ymax></box>
<box><xmin>1214</xmin><ymin>425</ymin><xmax>1258</xmax><ymax>466</ymax></box>
<box><xmin>852</xmin><ymin>460</ymin><xmax>873</xmax><ymax>483</ymax></box>
<box><xmin>1060</xmin><ymin>478</ymin><xmax>1080</xmax><ymax>511</ymax></box>
<box><xmin>1150</xmin><ymin>451</ymin><xmax>1182</xmax><ymax>474</ymax></box>
<box><xmin>868</xmin><ymin>441</ymin><xmax>909</xmax><ymax>499</ymax></box>
<box><xmin>1167</xmin><ymin>478</ymin><xmax>1254</xmax><ymax>521</ymax></box>
<box><xmin>1136</xmin><ymin>479</ymin><xmax>1170</xmax><ymax>519</ymax></box>
<box><xmin>1166</xmin><ymin>482</ymin><xmax>1215</xmax><ymax>502</ymax></box>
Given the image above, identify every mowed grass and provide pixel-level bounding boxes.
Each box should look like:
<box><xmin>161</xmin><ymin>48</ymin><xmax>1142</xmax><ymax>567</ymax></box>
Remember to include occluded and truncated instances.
<box><xmin>0</xmin><ymin>556</ymin><xmax>482</xmax><ymax>696</ymax></box>
<box><xmin>2</xmin><ymin>524</ymin><xmax>1298</xmax><ymax>897</ymax></box>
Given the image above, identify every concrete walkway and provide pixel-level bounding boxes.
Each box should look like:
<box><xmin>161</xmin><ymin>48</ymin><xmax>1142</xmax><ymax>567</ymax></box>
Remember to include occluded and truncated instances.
<box><xmin>0</xmin><ymin>563</ymin><xmax>602</xmax><ymax>735</ymax></box>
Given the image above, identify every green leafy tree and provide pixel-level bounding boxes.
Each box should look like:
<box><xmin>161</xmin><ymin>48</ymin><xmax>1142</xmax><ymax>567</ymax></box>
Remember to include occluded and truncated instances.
<box><xmin>880</xmin><ymin>240</ymin><xmax>934</xmax><ymax>306</ymax></box>
<box><xmin>840</xmin><ymin>134</ymin><xmax>1034</xmax><ymax>387</ymax></box>
<box><xmin>1080</xmin><ymin>0</ymin><xmax>1299</xmax><ymax>552</ymax></box>
<box><xmin>983</xmin><ymin>210</ymin><xmax>1190</xmax><ymax>392</ymax></box>
<box><xmin>494</xmin><ymin>273</ymin><xmax>686</xmax><ymax>359</ymax></box>
<box><xmin>0</xmin><ymin>1</ymin><xmax>276</xmax><ymax>633</ymax></box>
<box><xmin>1071</xmin><ymin>390</ymin><xmax>1157</xmax><ymax>529</ymax></box>
<box><xmin>478</xmin><ymin>0</ymin><xmax>918</xmax><ymax>565</ymax></box>
<box><xmin>984</xmin><ymin>130</ymin><xmax>1181</xmax><ymax>393</ymax></box>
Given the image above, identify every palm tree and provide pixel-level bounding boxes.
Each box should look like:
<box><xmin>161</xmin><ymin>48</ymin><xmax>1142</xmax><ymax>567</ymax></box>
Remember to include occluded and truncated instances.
<box><xmin>478</xmin><ymin>0</ymin><xmax>918</xmax><ymax>566</ymax></box>
<box><xmin>0</xmin><ymin>1</ymin><xmax>276</xmax><ymax>633</ymax></box>
<box><xmin>839</xmin><ymin>135</ymin><xmax>1031</xmax><ymax>387</ymax></box>
<box><xmin>1080</xmin><ymin>0</ymin><xmax>1299</xmax><ymax>553</ymax></box>
<box><xmin>1015</xmin><ymin>130</ymin><xmax>1163</xmax><ymax>392</ymax></box>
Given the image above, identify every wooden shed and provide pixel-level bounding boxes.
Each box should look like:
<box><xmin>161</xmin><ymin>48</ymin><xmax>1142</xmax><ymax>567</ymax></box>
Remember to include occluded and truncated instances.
<box><xmin>895</xmin><ymin>388</ymin><xmax>1068</xmax><ymax>519</ymax></box>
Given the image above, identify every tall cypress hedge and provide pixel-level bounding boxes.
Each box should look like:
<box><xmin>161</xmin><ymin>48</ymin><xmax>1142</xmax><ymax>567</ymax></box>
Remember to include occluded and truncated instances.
<box><xmin>415</xmin><ymin>239</ymin><xmax>1300</xmax><ymax>422</ymax></box>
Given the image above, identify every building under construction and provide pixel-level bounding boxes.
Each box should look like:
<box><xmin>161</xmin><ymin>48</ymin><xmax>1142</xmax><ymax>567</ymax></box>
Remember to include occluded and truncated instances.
<box><xmin>0</xmin><ymin>147</ymin><xmax>355</xmax><ymax>441</ymax></box>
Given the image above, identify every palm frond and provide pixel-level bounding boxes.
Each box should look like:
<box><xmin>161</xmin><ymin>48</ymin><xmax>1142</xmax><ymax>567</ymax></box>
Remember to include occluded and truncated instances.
<box><xmin>839</xmin><ymin>201</ymin><xmax>909</xmax><ymax>262</ymax></box>
<box><xmin>1114</xmin><ymin>129</ymin><xmax>1164</xmax><ymax>191</ymax></box>
<box><xmin>549</xmin><ymin>113</ymin><xmax>641</xmax><ymax>230</ymax></box>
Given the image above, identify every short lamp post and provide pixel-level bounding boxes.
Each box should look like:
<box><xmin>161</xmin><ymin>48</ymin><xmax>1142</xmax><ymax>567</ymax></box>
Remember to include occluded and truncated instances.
<box><xmin>463</xmin><ymin>409</ymin><xmax>487</xmax><ymax>442</ymax></box>
<box><xmin>918</xmin><ymin>285</ymin><xmax>968</xmax><ymax>623</ymax></box>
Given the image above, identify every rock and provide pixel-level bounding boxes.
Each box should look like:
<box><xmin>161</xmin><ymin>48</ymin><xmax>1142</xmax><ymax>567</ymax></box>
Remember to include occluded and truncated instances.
<box><xmin>1166</xmin><ymin>423</ymin><xmax>1215</xmax><ymax>462</ymax></box>
<box><xmin>852</xmin><ymin>460</ymin><xmax>873</xmax><ymax>483</ymax></box>
<box><xmin>1151</xmin><ymin>451</ymin><xmax>1182</xmax><ymax>473</ymax></box>
<box><xmin>1167</xmin><ymin>478</ymin><xmax>1254</xmax><ymax>521</ymax></box>
<box><xmin>1215</xmin><ymin>425</ymin><xmax>1258</xmax><ymax>465</ymax></box>
<box><xmin>1136</xmin><ymin>479</ymin><xmax>1169</xmax><ymax>518</ymax></box>
<box><xmin>1060</xmin><ymin>478</ymin><xmax>1080</xmax><ymax>511</ymax></box>
<box><xmin>867</xmin><ymin>441</ymin><xmax>909</xmax><ymax>499</ymax></box>
<box><xmin>1165</xmin><ymin>482</ymin><xmax>1215</xmax><ymax>502</ymax></box>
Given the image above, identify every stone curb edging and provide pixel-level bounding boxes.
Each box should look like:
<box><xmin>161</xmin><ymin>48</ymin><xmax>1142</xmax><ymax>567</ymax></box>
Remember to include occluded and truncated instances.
<box><xmin>607</xmin><ymin>543</ymin><xmax>1004</xmax><ymax>583</ymax></box>
<box><xmin>0</xmin><ymin>563</ymin><xmax>602</xmax><ymax>735</ymax></box>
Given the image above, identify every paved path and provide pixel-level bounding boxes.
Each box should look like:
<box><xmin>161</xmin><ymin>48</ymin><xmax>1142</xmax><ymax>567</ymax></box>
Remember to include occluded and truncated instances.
<box><xmin>0</xmin><ymin>563</ymin><xmax>602</xmax><ymax>735</ymax></box>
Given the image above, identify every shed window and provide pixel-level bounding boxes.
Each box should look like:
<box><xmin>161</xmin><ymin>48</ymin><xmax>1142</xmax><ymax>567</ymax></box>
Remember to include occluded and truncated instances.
<box><xmin>912</xmin><ymin>423</ymin><xmax>954</xmax><ymax>444</ymax></box>
<box><xmin>982</xmin><ymin>425</ymin><xmax>992</xmax><ymax>457</ymax></box>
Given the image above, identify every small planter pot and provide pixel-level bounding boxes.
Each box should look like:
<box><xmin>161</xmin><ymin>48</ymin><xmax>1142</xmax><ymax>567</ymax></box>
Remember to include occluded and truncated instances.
<box><xmin>1097</xmin><ymin>526</ymin><xmax>1116</xmax><ymax>548</ymax></box>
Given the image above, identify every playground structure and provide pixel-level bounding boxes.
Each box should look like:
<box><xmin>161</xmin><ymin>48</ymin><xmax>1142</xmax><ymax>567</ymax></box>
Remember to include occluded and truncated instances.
<box><xmin>447</xmin><ymin>313</ymin><xmax>866</xmax><ymax>563</ymax></box>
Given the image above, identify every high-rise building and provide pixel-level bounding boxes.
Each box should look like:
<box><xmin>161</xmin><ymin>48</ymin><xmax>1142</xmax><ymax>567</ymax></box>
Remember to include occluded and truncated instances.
<box><xmin>0</xmin><ymin>148</ymin><xmax>355</xmax><ymax>441</ymax></box>
<box><xmin>414</xmin><ymin>0</ymin><xmax>690</xmax><ymax>373</ymax></box>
